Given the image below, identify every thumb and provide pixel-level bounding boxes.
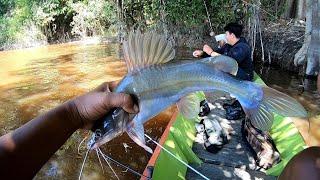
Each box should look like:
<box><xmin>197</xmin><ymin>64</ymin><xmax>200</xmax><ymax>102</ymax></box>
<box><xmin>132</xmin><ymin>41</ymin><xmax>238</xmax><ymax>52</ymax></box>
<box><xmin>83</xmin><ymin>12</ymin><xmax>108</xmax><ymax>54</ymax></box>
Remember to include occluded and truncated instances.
<box><xmin>105</xmin><ymin>92</ymin><xmax>139</xmax><ymax>114</ymax></box>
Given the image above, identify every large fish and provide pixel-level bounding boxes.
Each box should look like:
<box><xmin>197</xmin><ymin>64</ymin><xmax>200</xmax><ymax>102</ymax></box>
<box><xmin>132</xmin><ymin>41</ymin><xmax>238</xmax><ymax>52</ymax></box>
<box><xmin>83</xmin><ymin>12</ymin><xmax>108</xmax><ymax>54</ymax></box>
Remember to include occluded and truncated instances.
<box><xmin>87</xmin><ymin>30</ymin><xmax>307</xmax><ymax>153</ymax></box>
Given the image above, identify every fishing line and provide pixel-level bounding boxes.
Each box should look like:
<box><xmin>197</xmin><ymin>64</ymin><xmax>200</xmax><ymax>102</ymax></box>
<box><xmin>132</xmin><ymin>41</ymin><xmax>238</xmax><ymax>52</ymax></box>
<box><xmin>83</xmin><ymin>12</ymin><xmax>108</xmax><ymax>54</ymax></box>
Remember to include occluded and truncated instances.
<box><xmin>78</xmin><ymin>148</ymin><xmax>90</xmax><ymax>180</ymax></box>
<box><xmin>202</xmin><ymin>0</ymin><xmax>214</xmax><ymax>36</ymax></box>
<box><xmin>145</xmin><ymin>134</ymin><xmax>210</xmax><ymax>180</ymax></box>
<box><xmin>96</xmin><ymin>149</ymin><xmax>105</xmax><ymax>174</ymax></box>
<box><xmin>98</xmin><ymin>148</ymin><xmax>120</xmax><ymax>180</ymax></box>
<box><xmin>78</xmin><ymin>136</ymin><xmax>88</xmax><ymax>155</ymax></box>
<box><xmin>98</xmin><ymin>148</ymin><xmax>151</xmax><ymax>179</ymax></box>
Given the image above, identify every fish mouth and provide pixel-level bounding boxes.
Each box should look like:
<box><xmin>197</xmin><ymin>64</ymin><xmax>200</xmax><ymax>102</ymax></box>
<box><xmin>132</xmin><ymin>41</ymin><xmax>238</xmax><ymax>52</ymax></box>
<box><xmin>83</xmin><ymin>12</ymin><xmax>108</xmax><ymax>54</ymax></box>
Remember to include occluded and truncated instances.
<box><xmin>88</xmin><ymin>107</ymin><xmax>133</xmax><ymax>150</ymax></box>
<box><xmin>88</xmin><ymin>129</ymin><xmax>124</xmax><ymax>150</ymax></box>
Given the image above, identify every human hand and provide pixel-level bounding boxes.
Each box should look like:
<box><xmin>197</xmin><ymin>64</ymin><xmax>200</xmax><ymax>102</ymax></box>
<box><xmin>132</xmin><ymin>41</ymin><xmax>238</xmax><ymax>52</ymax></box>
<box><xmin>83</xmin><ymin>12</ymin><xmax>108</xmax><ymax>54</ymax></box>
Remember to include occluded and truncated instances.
<box><xmin>203</xmin><ymin>44</ymin><xmax>214</xmax><ymax>55</ymax></box>
<box><xmin>67</xmin><ymin>81</ymin><xmax>139</xmax><ymax>129</ymax></box>
<box><xmin>193</xmin><ymin>50</ymin><xmax>204</xmax><ymax>57</ymax></box>
<box><xmin>218</xmin><ymin>40</ymin><xmax>226</xmax><ymax>47</ymax></box>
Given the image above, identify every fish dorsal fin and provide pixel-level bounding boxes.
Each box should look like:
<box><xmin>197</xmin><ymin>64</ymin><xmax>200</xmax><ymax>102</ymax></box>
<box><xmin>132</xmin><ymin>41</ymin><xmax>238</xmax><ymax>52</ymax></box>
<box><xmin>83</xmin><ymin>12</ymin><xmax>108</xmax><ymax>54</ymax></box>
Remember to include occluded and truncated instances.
<box><xmin>201</xmin><ymin>55</ymin><xmax>238</xmax><ymax>76</ymax></box>
<box><xmin>123</xmin><ymin>29</ymin><xmax>175</xmax><ymax>73</ymax></box>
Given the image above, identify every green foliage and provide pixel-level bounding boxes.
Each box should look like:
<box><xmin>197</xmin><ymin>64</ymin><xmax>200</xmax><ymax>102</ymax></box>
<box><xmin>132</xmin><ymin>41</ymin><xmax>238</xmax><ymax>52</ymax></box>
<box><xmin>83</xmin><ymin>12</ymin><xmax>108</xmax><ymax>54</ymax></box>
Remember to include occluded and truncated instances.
<box><xmin>0</xmin><ymin>0</ymin><xmax>118</xmax><ymax>49</ymax></box>
<box><xmin>165</xmin><ymin>0</ymin><xmax>206</xmax><ymax>26</ymax></box>
<box><xmin>119</xmin><ymin>0</ymin><xmax>244</xmax><ymax>33</ymax></box>
<box><xmin>0</xmin><ymin>0</ymin><xmax>37</xmax><ymax>48</ymax></box>
<box><xmin>69</xmin><ymin>0</ymin><xmax>117</xmax><ymax>37</ymax></box>
<box><xmin>0</xmin><ymin>0</ymin><xmax>288</xmax><ymax>49</ymax></box>
<box><xmin>260</xmin><ymin>0</ymin><xmax>286</xmax><ymax>21</ymax></box>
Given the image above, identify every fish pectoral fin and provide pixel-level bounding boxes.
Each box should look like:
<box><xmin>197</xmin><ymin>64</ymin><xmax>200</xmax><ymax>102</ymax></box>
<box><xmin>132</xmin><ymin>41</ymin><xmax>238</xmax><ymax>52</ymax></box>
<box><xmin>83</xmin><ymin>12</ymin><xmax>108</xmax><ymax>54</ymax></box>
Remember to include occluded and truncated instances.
<box><xmin>245</xmin><ymin>103</ymin><xmax>274</xmax><ymax>131</ymax></box>
<box><xmin>126</xmin><ymin>121</ymin><xmax>153</xmax><ymax>154</ymax></box>
<box><xmin>203</xmin><ymin>55</ymin><xmax>238</xmax><ymax>76</ymax></box>
<box><xmin>177</xmin><ymin>93</ymin><xmax>201</xmax><ymax>120</ymax></box>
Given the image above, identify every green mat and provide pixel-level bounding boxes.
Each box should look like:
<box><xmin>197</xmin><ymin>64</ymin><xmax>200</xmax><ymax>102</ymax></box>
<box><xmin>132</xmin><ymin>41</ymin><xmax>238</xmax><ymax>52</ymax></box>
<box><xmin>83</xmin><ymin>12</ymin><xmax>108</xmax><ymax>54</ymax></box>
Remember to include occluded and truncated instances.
<box><xmin>253</xmin><ymin>73</ymin><xmax>308</xmax><ymax>176</ymax></box>
<box><xmin>152</xmin><ymin>92</ymin><xmax>204</xmax><ymax>180</ymax></box>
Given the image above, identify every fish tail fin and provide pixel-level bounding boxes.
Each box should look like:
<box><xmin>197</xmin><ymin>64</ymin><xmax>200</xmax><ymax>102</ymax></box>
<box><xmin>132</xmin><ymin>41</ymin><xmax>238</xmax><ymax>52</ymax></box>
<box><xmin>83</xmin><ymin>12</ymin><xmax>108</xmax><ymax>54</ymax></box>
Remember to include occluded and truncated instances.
<box><xmin>126</xmin><ymin>121</ymin><xmax>153</xmax><ymax>154</ymax></box>
<box><xmin>245</xmin><ymin>87</ymin><xmax>308</xmax><ymax>131</ymax></box>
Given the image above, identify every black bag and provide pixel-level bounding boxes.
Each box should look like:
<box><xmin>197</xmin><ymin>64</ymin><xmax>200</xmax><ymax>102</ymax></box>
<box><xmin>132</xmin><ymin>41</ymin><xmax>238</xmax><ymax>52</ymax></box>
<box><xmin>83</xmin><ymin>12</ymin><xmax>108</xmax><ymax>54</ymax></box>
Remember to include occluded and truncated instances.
<box><xmin>198</xmin><ymin>100</ymin><xmax>211</xmax><ymax>117</ymax></box>
<box><xmin>223</xmin><ymin>100</ymin><xmax>245</xmax><ymax>120</ymax></box>
<box><xmin>197</xmin><ymin>118</ymin><xmax>228</xmax><ymax>153</ymax></box>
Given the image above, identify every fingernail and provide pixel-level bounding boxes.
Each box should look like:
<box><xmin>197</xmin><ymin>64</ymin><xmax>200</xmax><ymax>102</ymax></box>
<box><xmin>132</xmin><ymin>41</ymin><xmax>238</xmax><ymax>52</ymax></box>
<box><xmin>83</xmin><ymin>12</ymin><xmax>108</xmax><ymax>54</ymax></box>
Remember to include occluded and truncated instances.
<box><xmin>133</xmin><ymin>104</ymin><xmax>139</xmax><ymax>113</ymax></box>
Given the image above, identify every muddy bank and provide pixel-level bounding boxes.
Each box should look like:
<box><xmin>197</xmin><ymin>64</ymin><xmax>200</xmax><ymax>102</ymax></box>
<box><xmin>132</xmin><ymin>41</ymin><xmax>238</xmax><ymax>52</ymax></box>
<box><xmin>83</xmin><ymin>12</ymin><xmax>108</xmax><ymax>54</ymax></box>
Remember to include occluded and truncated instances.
<box><xmin>253</xmin><ymin>21</ymin><xmax>306</xmax><ymax>75</ymax></box>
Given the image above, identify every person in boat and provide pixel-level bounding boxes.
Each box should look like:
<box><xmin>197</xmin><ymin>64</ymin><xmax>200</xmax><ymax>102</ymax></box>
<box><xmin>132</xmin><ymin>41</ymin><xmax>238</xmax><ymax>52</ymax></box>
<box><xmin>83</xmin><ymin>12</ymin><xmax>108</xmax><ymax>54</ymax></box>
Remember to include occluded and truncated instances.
<box><xmin>196</xmin><ymin>22</ymin><xmax>254</xmax><ymax>119</ymax></box>
<box><xmin>193</xmin><ymin>22</ymin><xmax>254</xmax><ymax>81</ymax></box>
<box><xmin>0</xmin><ymin>81</ymin><xmax>139</xmax><ymax>178</ymax></box>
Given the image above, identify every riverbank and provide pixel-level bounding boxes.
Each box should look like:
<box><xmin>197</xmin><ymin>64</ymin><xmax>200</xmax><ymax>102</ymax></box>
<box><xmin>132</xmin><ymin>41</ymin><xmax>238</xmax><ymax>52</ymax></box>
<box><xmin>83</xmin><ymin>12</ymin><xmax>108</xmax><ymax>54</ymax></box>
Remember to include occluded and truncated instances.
<box><xmin>253</xmin><ymin>20</ymin><xmax>307</xmax><ymax>75</ymax></box>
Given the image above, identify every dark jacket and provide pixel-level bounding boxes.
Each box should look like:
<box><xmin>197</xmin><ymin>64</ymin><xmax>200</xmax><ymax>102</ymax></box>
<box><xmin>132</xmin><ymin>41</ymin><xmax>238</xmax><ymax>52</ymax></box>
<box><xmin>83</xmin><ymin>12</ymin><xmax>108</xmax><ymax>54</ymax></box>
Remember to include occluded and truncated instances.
<box><xmin>202</xmin><ymin>37</ymin><xmax>254</xmax><ymax>81</ymax></box>
<box><xmin>225</xmin><ymin>38</ymin><xmax>253</xmax><ymax>81</ymax></box>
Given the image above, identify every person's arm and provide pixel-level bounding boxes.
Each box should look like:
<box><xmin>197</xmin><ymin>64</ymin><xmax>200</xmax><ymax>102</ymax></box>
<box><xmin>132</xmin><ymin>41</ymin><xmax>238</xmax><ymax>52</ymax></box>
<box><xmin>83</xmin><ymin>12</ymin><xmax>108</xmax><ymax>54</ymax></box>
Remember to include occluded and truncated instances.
<box><xmin>0</xmin><ymin>82</ymin><xmax>138</xmax><ymax>178</ymax></box>
<box><xmin>203</xmin><ymin>44</ymin><xmax>221</xmax><ymax>57</ymax></box>
<box><xmin>193</xmin><ymin>50</ymin><xmax>205</xmax><ymax>58</ymax></box>
<box><xmin>193</xmin><ymin>50</ymin><xmax>212</xmax><ymax>58</ymax></box>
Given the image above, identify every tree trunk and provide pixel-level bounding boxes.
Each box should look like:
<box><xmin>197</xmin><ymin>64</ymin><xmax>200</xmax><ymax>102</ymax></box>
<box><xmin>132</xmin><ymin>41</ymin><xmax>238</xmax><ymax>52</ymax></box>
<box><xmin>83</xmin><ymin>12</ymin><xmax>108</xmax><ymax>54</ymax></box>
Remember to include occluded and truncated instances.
<box><xmin>283</xmin><ymin>0</ymin><xmax>306</xmax><ymax>19</ymax></box>
<box><xmin>295</xmin><ymin>0</ymin><xmax>320</xmax><ymax>76</ymax></box>
<box><xmin>296</xmin><ymin>0</ymin><xmax>306</xmax><ymax>20</ymax></box>
<box><xmin>117</xmin><ymin>0</ymin><xmax>125</xmax><ymax>42</ymax></box>
<box><xmin>306</xmin><ymin>0</ymin><xmax>320</xmax><ymax>75</ymax></box>
<box><xmin>283</xmin><ymin>0</ymin><xmax>295</xmax><ymax>18</ymax></box>
<box><xmin>294</xmin><ymin>0</ymin><xmax>311</xmax><ymax>67</ymax></box>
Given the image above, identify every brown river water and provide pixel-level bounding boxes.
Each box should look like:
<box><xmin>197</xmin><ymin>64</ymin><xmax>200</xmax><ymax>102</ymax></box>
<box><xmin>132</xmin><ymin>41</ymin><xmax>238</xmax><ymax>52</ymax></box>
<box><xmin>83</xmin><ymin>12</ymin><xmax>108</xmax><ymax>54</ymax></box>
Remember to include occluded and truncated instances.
<box><xmin>0</xmin><ymin>43</ymin><xmax>319</xmax><ymax>179</ymax></box>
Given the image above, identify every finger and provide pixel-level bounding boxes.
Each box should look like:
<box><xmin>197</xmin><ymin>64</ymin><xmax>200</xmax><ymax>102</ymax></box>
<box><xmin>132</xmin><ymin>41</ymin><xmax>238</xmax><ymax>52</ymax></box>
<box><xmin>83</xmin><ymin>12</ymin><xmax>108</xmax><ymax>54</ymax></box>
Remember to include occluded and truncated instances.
<box><xmin>94</xmin><ymin>82</ymin><xmax>111</xmax><ymax>92</ymax></box>
<box><xmin>193</xmin><ymin>51</ymin><xmax>198</xmax><ymax>57</ymax></box>
<box><xmin>203</xmin><ymin>46</ymin><xmax>208</xmax><ymax>52</ymax></box>
<box><xmin>105</xmin><ymin>92</ymin><xmax>139</xmax><ymax>114</ymax></box>
<box><xmin>109</xmin><ymin>80</ymin><xmax>120</xmax><ymax>92</ymax></box>
<box><xmin>94</xmin><ymin>81</ymin><xmax>120</xmax><ymax>93</ymax></box>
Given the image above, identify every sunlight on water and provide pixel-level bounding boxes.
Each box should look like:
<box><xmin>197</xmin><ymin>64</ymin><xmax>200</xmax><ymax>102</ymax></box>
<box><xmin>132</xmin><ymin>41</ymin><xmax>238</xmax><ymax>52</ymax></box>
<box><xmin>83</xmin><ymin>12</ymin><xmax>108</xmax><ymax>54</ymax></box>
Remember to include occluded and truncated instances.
<box><xmin>0</xmin><ymin>42</ymin><xmax>175</xmax><ymax>179</ymax></box>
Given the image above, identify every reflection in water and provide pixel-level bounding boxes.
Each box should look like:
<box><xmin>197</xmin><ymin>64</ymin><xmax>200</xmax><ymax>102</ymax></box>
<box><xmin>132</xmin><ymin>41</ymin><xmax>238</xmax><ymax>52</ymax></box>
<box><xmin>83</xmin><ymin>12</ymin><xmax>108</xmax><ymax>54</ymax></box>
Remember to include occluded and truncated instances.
<box><xmin>0</xmin><ymin>43</ymin><xmax>175</xmax><ymax>179</ymax></box>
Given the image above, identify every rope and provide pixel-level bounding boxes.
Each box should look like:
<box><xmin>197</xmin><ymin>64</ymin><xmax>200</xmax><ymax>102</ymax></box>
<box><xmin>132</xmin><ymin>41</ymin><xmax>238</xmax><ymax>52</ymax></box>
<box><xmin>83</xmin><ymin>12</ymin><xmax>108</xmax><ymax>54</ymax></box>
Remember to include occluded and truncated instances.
<box><xmin>202</xmin><ymin>0</ymin><xmax>214</xmax><ymax>34</ymax></box>
<box><xmin>145</xmin><ymin>134</ymin><xmax>210</xmax><ymax>180</ymax></box>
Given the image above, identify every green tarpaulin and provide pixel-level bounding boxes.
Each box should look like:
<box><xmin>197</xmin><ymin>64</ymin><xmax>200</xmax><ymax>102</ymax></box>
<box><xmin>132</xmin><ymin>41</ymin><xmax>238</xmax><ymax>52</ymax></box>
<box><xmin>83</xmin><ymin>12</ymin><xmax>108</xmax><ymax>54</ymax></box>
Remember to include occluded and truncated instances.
<box><xmin>151</xmin><ymin>74</ymin><xmax>307</xmax><ymax>179</ymax></box>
